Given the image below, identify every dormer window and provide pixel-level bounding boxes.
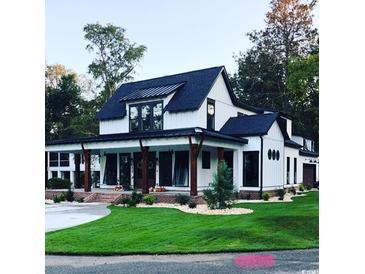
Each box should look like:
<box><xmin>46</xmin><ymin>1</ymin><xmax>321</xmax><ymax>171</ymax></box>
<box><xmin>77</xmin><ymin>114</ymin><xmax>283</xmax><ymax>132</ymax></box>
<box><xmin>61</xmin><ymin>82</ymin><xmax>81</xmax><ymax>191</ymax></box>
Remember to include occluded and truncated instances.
<box><xmin>207</xmin><ymin>98</ymin><xmax>215</xmax><ymax>130</ymax></box>
<box><xmin>129</xmin><ymin>101</ymin><xmax>163</xmax><ymax>132</ymax></box>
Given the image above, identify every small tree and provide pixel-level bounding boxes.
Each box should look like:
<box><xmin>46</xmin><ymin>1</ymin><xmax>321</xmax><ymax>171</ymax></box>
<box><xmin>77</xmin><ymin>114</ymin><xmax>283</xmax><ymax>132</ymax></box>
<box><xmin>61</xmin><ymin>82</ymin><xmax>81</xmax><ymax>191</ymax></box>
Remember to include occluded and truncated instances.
<box><xmin>203</xmin><ymin>161</ymin><xmax>234</xmax><ymax>209</ymax></box>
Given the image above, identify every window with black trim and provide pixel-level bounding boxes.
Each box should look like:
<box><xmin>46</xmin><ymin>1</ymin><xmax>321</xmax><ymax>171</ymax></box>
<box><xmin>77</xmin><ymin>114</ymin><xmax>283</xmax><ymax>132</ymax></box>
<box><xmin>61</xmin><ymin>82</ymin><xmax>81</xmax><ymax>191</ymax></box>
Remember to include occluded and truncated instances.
<box><xmin>207</xmin><ymin>98</ymin><xmax>215</xmax><ymax>130</ymax></box>
<box><xmin>276</xmin><ymin>150</ymin><xmax>280</xmax><ymax>161</ymax></box>
<box><xmin>272</xmin><ymin>150</ymin><xmax>276</xmax><ymax>160</ymax></box>
<box><xmin>268</xmin><ymin>149</ymin><xmax>272</xmax><ymax>160</ymax></box>
<box><xmin>202</xmin><ymin>151</ymin><xmax>211</xmax><ymax>169</ymax></box>
<box><xmin>129</xmin><ymin>101</ymin><xmax>163</xmax><ymax>132</ymax></box>
<box><xmin>286</xmin><ymin>157</ymin><xmax>290</xmax><ymax>184</ymax></box>
<box><xmin>49</xmin><ymin>152</ymin><xmax>58</xmax><ymax>167</ymax></box>
<box><xmin>51</xmin><ymin>171</ymin><xmax>58</xmax><ymax>178</ymax></box>
<box><xmin>60</xmin><ymin>153</ymin><xmax>69</xmax><ymax>166</ymax></box>
<box><xmin>243</xmin><ymin>151</ymin><xmax>259</xmax><ymax>187</ymax></box>
<box><xmin>294</xmin><ymin>158</ymin><xmax>297</xmax><ymax>184</ymax></box>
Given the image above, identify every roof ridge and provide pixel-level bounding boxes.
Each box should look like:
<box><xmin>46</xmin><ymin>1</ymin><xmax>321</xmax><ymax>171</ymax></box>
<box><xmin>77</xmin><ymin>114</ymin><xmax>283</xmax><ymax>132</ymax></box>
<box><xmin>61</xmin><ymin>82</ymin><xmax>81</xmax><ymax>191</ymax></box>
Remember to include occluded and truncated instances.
<box><xmin>119</xmin><ymin>65</ymin><xmax>224</xmax><ymax>86</ymax></box>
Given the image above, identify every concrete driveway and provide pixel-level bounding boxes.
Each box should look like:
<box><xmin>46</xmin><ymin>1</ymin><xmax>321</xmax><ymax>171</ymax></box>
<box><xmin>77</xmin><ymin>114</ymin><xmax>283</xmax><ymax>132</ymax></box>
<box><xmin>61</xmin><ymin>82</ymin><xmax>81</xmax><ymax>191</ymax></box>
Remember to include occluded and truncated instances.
<box><xmin>45</xmin><ymin>203</ymin><xmax>110</xmax><ymax>232</ymax></box>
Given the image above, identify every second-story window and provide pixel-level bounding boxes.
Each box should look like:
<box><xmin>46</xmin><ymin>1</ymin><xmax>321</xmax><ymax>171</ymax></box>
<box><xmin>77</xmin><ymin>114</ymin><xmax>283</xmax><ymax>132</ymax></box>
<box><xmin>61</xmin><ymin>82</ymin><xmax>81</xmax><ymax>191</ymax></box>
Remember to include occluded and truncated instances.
<box><xmin>207</xmin><ymin>98</ymin><xmax>215</xmax><ymax>130</ymax></box>
<box><xmin>129</xmin><ymin>101</ymin><xmax>163</xmax><ymax>132</ymax></box>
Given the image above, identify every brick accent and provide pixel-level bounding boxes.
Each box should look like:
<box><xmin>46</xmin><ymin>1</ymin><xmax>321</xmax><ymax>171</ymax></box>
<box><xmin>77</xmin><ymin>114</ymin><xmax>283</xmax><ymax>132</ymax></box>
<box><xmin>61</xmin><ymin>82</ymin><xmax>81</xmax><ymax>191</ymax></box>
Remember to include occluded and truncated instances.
<box><xmin>238</xmin><ymin>190</ymin><xmax>279</xmax><ymax>200</ymax></box>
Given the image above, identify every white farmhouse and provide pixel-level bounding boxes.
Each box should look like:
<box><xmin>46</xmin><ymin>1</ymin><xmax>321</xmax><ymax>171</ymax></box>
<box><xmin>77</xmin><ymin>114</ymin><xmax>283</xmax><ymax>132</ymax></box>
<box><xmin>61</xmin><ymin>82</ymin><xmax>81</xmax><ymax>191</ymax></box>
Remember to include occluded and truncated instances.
<box><xmin>45</xmin><ymin>66</ymin><xmax>319</xmax><ymax>198</ymax></box>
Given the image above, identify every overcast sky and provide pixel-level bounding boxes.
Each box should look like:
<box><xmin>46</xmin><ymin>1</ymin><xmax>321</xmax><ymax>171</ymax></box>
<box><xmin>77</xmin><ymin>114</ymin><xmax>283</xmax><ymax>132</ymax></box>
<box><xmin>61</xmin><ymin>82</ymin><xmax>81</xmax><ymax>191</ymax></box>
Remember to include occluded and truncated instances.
<box><xmin>46</xmin><ymin>0</ymin><xmax>319</xmax><ymax>81</ymax></box>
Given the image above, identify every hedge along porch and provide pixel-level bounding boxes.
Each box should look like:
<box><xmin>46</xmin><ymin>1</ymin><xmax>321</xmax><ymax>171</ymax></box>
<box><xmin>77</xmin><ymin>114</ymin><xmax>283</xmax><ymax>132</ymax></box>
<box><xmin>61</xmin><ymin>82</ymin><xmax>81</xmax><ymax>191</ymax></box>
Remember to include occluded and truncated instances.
<box><xmin>45</xmin><ymin>127</ymin><xmax>247</xmax><ymax>196</ymax></box>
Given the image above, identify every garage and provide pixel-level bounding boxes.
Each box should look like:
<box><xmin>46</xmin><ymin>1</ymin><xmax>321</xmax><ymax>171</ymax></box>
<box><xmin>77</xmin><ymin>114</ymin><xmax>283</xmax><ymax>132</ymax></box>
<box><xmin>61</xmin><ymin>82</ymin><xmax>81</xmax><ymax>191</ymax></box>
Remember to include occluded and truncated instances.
<box><xmin>303</xmin><ymin>163</ymin><xmax>316</xmax><ymax>187</ymax></box>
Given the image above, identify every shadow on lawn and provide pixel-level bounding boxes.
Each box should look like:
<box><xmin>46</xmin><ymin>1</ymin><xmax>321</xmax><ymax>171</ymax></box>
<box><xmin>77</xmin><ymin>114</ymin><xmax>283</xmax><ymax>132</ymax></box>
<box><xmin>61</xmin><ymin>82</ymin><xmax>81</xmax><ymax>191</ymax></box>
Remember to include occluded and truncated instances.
<box><xmin>198</xmin><ymin>215</ymin><xmax>318</xmax><ymax>247</ymax></box>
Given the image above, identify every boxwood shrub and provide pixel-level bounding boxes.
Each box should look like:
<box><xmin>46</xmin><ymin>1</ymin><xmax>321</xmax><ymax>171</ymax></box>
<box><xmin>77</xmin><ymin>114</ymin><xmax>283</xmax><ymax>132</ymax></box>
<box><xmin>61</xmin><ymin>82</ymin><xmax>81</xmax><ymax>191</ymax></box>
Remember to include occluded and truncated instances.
<box><xmin>48</xmin><ymin>178</ymin><xmax>71</xmax><ymax>189</ymax></box>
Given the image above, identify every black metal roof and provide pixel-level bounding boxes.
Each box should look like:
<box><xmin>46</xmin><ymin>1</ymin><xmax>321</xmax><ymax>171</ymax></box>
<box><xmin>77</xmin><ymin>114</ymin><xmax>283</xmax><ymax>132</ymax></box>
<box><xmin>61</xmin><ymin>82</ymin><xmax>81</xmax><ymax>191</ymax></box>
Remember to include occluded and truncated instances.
<box><xmin>96</xmin><ymin>66</ymin><xmax>263</xmax><ymax>121</ymax></box>
<box><xmin>120</xmin><ymin>82</ymin><xmax>185</xmax><ymax>102</ymax></box>
<box><xmin>284</xmin><ymin>139</ymin><xmax>303</xmax><ymax>148</ymax></box>
<box><xmin>46</xmin><ymin>127</ymin><xmax>248</xmax><ymax>146</ymax></box>
<box><xmin>299</xmin><ymin>149</ymin><xmax>319</xmax><ymax>157</ymax></box>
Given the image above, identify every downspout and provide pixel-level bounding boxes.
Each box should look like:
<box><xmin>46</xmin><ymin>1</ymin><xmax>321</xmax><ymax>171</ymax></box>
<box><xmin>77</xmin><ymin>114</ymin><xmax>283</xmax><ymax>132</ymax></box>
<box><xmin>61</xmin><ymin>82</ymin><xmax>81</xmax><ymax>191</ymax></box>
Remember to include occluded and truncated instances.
<box><xmin>260</xmin><ymin>136</ymin><xmax>263</xmax><ymax>199</ymax></box>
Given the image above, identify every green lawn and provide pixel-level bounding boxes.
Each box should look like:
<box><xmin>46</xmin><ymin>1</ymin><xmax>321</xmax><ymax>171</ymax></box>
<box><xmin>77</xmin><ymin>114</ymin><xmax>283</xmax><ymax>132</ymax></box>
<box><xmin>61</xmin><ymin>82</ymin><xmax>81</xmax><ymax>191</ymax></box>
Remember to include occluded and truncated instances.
<box><xmin>45</xmin><ymin>191</ymin><xmax>318</xmax><ymax>255</ymax></box>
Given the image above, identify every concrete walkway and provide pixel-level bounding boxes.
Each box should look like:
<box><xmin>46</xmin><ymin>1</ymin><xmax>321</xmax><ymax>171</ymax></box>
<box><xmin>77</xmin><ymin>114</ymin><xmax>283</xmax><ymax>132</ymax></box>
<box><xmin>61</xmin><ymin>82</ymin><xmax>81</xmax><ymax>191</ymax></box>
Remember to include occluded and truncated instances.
<box><xmin>45</xmin><ymin>203</ymin><xmax>110</xmax><ymax>232</ymax></box>
<box><xmin>46</xmin><ymin>249</ymin><xmax>319</xmax><ymax>274</ymax></box>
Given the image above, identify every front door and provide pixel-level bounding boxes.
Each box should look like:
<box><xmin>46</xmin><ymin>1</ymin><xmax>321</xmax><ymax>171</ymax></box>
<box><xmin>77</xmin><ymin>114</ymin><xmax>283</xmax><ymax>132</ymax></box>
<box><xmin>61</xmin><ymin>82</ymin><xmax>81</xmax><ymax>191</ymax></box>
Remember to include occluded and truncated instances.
<box><xmin>133</xmin><ymin>152</ymin><xmax>156</xmax><ymax>189</ymax></box>
<box><xmin>303</xmin><ymin>163</ymin><xmax>316</xmax><ymax>188</ymax></box>
<box><xmin>159</xmin><ymin>151</ymin><xmax>172</xmax><ymax>186</ymax></box>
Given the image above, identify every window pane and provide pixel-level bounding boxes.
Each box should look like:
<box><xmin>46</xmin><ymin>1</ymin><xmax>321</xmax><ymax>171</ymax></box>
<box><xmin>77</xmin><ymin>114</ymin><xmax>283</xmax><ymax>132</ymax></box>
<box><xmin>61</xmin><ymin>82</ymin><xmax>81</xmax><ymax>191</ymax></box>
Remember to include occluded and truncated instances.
<box><xmin>202</xmin><ymin>151</ymin><xmax>210</xmax><ymax>169</ymax></box>
<box><xmin>130</xmin><ymin>106</ymin><xmax>139</xmax><ymax>131</ymax></box>
<box><xmin>50</xmin><ymin>152</ymin><xmax>58</xmax><ymax>161</ymax></box>
<box><xmin>142</xmin><ymin>105</ymin><xmax>151</xmax><ymax>130</ymax></box>
<box><xmin>153</xmin><ymin>103</ymin><xmax>162</xmax><ymax>130</ymax></box>
<box><xmin>60</xmin><ymin>153</ymin><xmax>69</xmax><ymax>160</ymax></box>
<box><xmin>243</xmin><ymin>152</ymin><xmax>259</xmax><ymax>187</ymax></box>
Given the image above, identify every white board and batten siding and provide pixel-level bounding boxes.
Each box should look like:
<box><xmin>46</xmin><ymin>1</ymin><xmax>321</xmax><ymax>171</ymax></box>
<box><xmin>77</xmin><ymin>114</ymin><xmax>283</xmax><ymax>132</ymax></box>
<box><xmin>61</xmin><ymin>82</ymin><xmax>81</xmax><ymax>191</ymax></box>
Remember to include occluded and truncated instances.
<box><xmin>262</xmin><ymin>121</ymin><xmax>285</xmax><ymax>189</ymax></box>
<box><xmin>284</xmin><ymin>146</ymin><xmax>301</xmax><ymax>185</ymax></box>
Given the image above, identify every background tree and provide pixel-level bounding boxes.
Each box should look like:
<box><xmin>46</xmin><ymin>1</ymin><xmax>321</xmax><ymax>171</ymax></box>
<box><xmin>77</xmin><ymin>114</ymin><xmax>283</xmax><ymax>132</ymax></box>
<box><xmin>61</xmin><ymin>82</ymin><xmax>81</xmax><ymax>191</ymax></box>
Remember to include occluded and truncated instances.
<box><xmin>84</xmin><ymin>23</ymin><xmax>147</xmax><ymax>103</ymax></box>
<box><xmin>231</xmin><ymin>0</ymin><xmax>319</xmax><ymax>148</ymax></box>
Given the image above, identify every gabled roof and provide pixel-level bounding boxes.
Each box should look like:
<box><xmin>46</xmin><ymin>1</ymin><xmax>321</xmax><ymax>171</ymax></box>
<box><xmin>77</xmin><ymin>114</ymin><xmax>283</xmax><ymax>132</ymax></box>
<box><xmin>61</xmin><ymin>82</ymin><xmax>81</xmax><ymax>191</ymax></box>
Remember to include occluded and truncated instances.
<box><xmin>220</xmin><ymin>113</ymin><xmax>288</xmax><ymax>138</ymax></box>
<box><xmin>96</xmin><ymin>66</ymin><xmax>262</xmax><ymax>121</ymax></box>
<box><xmin>45</xmin><ymin>127</ymin><xmax>248</xmax><ymax>146</ymax></box>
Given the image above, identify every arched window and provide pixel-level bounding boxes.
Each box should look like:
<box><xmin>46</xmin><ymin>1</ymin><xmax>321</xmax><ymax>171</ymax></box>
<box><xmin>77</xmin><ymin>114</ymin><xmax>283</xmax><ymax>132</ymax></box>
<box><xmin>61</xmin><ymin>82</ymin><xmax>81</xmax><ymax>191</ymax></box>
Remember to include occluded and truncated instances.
<box><xmin>268</xmin><ymin>149</ymin><xmax>272</xmax><ymax>160</ymax></box>
<box><xmin>276</xmin><ymin>150</ymin><xmax>280</xmax><ymax>161</ymax></box>
<box><xmin>272</xmin><ymin>150</ymin><xmax>276</xmax><ymax>160</ymax></box>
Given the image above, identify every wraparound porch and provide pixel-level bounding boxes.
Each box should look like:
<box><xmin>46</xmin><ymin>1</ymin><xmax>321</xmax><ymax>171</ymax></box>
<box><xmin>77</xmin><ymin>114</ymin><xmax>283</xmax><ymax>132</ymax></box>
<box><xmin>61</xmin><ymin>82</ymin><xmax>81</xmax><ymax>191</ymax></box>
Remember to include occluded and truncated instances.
<box><xmin>45</xmin><ymin>127</ymin><xmax>247</xmax><ymax>196</ymax></box>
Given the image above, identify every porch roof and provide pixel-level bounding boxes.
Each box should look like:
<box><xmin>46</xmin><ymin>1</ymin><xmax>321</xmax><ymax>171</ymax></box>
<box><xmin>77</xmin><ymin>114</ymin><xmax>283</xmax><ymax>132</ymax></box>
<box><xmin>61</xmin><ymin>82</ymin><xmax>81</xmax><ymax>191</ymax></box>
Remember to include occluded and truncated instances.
<box><xmin>45</xmin><ymin>127</ymin><xmax>248</xmax><ymax>147</ymax></box>
<box><xmin>299</xmin><ymin>149</ymin><xmax>319</xmax><ymax>157</ymax></box>
<box><xmin>284</xmin><ymin>139</ymin><xmax>302</xmax><ymax>149</ymax></box>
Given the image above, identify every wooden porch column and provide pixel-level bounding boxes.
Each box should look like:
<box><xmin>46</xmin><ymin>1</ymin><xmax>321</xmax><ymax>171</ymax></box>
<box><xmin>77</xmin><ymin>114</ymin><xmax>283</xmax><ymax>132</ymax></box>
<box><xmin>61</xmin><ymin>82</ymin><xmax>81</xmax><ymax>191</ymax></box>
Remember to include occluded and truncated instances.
<box><xmin>141</xmin><ymin>146</ymin><xmax>150</xmax><ymax>194</ymax></box>
<box><xmin>83</xmin><ymin>149</ymin><xmax>91</xmax><ymax>192</ymax></box>
<box><xmin>217</xmin><ymin>147</ymin><xmax>225</xmax><ymax>170</ymax></box>
<box><xmin>45</xmin><ymin>152</ymin><xmax>48</xmax><ymax>188</ymax></box>
<box><xmin>190</xmin><ymin>144</ymin><xmax>198</xmax><ymax>196</ymax></box>
<box><xmin>74</xmin><ymin>153</ymin><xmax>81</xmax><ymax>188</ymax></box>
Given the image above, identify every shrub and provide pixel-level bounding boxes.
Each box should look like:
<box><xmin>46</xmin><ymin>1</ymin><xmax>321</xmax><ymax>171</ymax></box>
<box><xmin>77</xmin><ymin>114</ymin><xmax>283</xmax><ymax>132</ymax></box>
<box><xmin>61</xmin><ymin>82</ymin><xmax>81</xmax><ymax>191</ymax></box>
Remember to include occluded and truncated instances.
<box><xmin>188</xmin><ymin>201</ymin><xmax>197</xmax><ymax>209</ymax></box>
<box><xmin>277</xmin><ymin>189</ymin><xmax>285</xmax><ymax>200</ymax></box>
<box><xmin>203</xmin><ymin>161</ymin><xmax>234</xmax><ymax>209</ymax></box>
<box><xmin>120</xmin><ymin>197</ymin><xmax>131</xmax><ymax>207</ymax></box>
<box><xmin>299</xmin><ymin>184</ymin><xmax>305</xmax><ymax>192</ymax></box>
<box><xmin>143</xmin><ymin>195</ymin><xmax>156</xmax><ymax>205</ymax></box>
<box><xmin>78</xmin><ymin>197</ymin><xmax>84</xmax><ymax>203</ymax></box>
<box><xmin>131</xmin><ymin>191</ymin><xmax>143</xmax><ymax>204</ymax></box>
<box><xmin>263</xmin><ymin>192</ymin><xmax>270</xmax><ymax>201</ymax></box>
<box><xmin>127</xmin><ymin>199</ymin><xmax>137</xmax><ymax>207</ymax></box>
<box><xmin>58</xmin><ymin>192</ymin><xmax>65</xmax><ymax>202</ymax></box>
<box><xmin>305</xmin><ymin>185</ymin><xmax>312</xmax><ymax>191</ymax></box>
<box><xmin>65</xmin><ymin>189</ymin><xmax>74</xmax><ymax>202</ymax></box>
<box><xmin>47</xmin><ymin>178</ymin><xmax>71</xmax><ymax>189</ymax></box>
<box><xmin>53</xmin><ymin>195</ymin><xmax>60</xmax><ymax>203</ymax></box>
<box><xmin>175</xmin><ymin>194</ymin><xmax>190</xmax><ymax>205</ymax></box>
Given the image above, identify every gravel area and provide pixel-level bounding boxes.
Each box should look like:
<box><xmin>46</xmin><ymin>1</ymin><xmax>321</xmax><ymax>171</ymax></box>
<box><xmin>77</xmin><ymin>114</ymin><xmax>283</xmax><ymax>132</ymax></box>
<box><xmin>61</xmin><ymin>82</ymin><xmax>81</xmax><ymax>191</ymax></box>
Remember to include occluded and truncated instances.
<box><xmin>117</xmin><ymin>203</ymin><xmax>253</xmax><ymax>215</ymax></box>
<box><xmin>234</xmin><ymin>193</ymin><xmax>307</xmax><ymax>204</ymax></box>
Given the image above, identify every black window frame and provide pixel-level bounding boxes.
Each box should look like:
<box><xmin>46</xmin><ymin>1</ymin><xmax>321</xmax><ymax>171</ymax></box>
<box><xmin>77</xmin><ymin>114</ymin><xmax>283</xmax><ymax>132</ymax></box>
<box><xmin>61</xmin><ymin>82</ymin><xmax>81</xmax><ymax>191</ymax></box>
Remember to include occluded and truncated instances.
<box><xmin>206</xmin><ymin>98</ymin><xmax>215</xmax><ymax>130</ymax></box>
<box><xmin>276</xmin><ymin>150</ymin><xmax>280</xmax><ymax>161</ymax></box>
<box><xmin>294</xmin><ymin>157</ymin><xmax>297</xmax><ymax>184</ymax></box>
<box><xmin>286</xmin><ymin>156</ymin><xmax>290</xmax><ymax>184</ymax></box>
<box><xmin>129</xmin><ymin>100</ymin><xmax>164</xmax><ymax>132</ymax></box>
<box><xmin>243</xmin><ymin>151</ymin><xmax>259</xmax><ymax>187</ymax></box>
<box><xmin>202</xmin><ymin>151</ymin><xmax>211</xmax><ymax>169</ymax></box>
<box><xmin>49</xmin><ymin>152</ymin><xmax>59</xmax><ymax>167</ymax></box>
<box><xmin>60</xmin><ymin>153</ymin><xmax>69</xmax><ymax>167</ymax></box>
<box><xmin>268</xmin><ymin>149</ymin><xmax>272</xmax><ymax>160</ymax></box>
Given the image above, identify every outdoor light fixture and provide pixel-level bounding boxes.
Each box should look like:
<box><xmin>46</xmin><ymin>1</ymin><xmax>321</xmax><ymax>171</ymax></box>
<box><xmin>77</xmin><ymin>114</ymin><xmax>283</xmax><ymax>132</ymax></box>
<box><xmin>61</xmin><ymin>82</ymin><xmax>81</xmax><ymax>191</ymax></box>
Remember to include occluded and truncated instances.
<box><xmin>207</xmin><ymin>104</ymin><xmax>215</xmax><ymax>115</ymax></box>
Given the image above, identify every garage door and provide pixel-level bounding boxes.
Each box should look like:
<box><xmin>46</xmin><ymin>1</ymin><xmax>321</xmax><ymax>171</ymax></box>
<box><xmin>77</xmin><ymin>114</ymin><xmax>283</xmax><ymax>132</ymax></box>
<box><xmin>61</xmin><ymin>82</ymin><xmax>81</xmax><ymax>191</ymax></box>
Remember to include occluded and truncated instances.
<box><xmin>303</xmin><ymin>164</ymin><xmax>316</xmax><ymax>187</ymax></box>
